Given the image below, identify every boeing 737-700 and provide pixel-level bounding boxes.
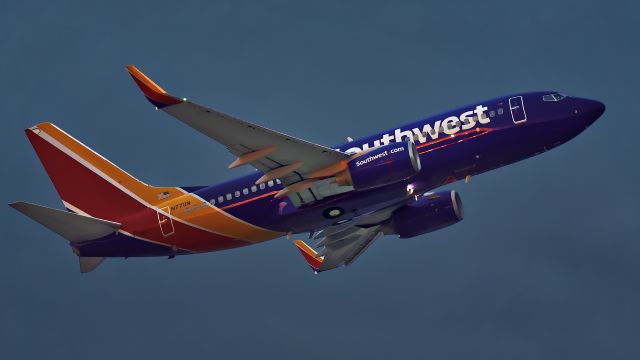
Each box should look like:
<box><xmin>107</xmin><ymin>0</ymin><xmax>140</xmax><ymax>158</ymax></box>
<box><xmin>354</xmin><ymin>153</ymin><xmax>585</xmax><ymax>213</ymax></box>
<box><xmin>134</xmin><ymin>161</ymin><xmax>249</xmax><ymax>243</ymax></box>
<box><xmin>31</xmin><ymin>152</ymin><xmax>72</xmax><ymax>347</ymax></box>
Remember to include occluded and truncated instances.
<box><xmin>9</xmin><ymin>66</ymin><xmax>605</xmax><ymax>273</ymax></box>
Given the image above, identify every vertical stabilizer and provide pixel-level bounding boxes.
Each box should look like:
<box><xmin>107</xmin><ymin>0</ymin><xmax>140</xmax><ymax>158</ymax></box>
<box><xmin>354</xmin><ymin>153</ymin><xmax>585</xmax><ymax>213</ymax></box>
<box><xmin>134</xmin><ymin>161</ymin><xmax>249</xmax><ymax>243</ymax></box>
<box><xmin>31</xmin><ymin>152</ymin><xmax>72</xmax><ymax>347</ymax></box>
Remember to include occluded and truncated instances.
<box><xmin>24</xmin><ymin>122</ymin><xmax>182</xmax><ymax>222</ymax></box>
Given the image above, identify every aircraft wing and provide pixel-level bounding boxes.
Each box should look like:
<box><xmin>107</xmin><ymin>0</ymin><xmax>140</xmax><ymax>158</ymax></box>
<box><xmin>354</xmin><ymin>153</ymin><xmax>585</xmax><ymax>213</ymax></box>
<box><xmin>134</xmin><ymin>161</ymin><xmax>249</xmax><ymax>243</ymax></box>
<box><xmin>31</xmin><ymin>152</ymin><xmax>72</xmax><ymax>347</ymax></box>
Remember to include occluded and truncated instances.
<box><xmin>126</xmin><ymin>65</ymin><xmax>352</xmax><ymax>206</ymax></box>
<box><xmin>293</xmin><ymin>204</ymin><xmax>403</xmax><ymax>272</ymax></box>
<box><xmin>295</xmin><ymin>226</ymin><xmax>383</xmax><ymax>273</ymax></box>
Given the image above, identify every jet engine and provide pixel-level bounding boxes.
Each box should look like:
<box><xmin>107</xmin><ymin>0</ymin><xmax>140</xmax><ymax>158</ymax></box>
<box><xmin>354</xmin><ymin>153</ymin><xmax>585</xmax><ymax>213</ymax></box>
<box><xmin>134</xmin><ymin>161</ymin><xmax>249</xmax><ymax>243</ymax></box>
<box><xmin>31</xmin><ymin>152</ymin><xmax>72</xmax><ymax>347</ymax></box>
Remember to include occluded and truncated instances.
<box><xmin>383</xmin><ymin>190</ymin><xmax>464</xmax><ymax>238</ymax></box>
<box><xmin>336</xmin><ymin>142</ymin><xmax>421</xmax><ymax>191</ymax></box>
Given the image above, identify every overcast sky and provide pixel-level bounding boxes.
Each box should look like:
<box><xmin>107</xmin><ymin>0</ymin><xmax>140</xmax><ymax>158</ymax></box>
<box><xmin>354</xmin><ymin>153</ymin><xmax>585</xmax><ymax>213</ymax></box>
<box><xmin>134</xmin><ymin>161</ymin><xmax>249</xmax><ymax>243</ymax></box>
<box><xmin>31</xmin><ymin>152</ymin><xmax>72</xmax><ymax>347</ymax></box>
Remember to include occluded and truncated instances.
<box><xmin>1</xmin><ymin>1</ymin><xmax>639</xmax><ymax>359</ymax></box>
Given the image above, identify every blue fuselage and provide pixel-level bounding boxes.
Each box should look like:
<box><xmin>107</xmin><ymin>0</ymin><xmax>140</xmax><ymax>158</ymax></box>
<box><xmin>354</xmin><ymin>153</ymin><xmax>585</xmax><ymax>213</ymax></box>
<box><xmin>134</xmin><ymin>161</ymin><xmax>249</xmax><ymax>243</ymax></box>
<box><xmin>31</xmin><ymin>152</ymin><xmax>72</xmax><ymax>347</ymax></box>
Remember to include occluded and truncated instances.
<box><xmin>189</xmin><ymin>92</ymin><xmax>605</xmax><ymax>234</ymax></box>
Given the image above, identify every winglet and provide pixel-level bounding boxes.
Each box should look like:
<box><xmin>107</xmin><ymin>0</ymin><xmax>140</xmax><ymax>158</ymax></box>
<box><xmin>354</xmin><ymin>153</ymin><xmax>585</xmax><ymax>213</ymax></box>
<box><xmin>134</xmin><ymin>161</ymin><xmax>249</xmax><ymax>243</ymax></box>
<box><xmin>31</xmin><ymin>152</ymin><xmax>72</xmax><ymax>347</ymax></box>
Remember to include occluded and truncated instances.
<box><xmin>294</xmin><ymin>240</ymin><xmax>324</xmax><ymax>273</ymax></box>
<box><xmin>125</xmin><ymin>65</ymin><xmax>182</xmax><ymax>108</ymax></box>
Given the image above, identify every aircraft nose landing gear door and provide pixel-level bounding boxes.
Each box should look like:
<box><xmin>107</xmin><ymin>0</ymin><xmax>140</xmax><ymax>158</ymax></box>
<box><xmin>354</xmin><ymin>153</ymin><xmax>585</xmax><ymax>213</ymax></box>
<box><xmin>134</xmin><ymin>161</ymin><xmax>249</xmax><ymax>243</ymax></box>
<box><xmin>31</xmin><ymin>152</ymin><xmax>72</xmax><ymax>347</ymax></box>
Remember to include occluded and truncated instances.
<box><xmin>157</xmin><ymin>207</ymin><xmax>175</xmax><ymax>237</ymax></box>
<box><xmin>509</xmin><ymin>96</ymin><xmax>527</xmax><ymax>124</ymax></box>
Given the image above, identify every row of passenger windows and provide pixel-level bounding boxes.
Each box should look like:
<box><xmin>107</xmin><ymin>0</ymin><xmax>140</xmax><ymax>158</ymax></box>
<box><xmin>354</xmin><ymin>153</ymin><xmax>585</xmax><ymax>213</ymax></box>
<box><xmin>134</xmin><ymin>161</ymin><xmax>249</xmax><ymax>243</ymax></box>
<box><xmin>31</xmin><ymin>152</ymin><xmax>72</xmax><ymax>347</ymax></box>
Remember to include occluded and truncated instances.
<box><xmin>211</xmin><ymin>179</ymin><xmax>280</xmax><ymax>206</ymax></box>
<box><xmin>211</xmin><ymin>178</ymin><xmax>281</xmax><ymax>205</ymax></box>
<box><xmin>183</xmin><ymin>179</ymin><xmax>281</xmax><ymax>214</ymax></box>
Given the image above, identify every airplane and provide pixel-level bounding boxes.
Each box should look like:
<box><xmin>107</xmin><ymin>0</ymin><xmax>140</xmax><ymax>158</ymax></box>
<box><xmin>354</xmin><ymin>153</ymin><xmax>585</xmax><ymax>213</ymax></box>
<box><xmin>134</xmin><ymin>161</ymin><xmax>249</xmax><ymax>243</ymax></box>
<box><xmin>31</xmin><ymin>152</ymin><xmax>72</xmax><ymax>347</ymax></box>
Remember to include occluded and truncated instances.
<box><xmin>9</xmin><ymin>65</ymin><xmax>606</xmax><ymax>273</ymax></box>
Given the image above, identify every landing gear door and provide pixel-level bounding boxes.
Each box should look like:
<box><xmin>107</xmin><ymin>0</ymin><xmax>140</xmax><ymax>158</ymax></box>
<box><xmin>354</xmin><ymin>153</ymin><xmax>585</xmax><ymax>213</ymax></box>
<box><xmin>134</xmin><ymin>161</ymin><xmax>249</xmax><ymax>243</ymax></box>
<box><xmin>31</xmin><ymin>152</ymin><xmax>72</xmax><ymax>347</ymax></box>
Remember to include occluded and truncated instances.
<box><xmin>509</xmin><ymin>96</ymin><xmax>527</xmax><ymax>124</ymax></box>
<box><xmin>157</xmin><ymin>206</ymin><xmax>175</xmax><ymax>237</ymax></box>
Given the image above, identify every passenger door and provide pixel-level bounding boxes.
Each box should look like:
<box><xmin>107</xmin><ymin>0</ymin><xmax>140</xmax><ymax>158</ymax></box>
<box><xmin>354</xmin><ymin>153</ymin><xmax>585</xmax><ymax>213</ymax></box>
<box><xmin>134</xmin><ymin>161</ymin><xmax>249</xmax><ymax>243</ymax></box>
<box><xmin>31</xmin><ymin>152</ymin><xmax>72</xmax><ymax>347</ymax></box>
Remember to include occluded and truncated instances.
<box><xmin>157</xmin><ymin>207</ymin><xmax>175</xmax><ymax>237</ymax></box>
<box><xmin>509</xmin><ymin>96</ymin><xmax>527</xmax><ymax>124</ymax></box>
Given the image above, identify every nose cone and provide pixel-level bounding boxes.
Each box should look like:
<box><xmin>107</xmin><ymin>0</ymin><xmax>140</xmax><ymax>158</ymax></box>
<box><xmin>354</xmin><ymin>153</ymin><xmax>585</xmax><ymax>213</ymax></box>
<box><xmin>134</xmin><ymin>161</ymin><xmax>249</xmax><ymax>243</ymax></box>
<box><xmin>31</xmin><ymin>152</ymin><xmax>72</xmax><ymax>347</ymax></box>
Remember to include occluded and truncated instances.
<box><xmin>577</xmin><ymin>98</ymin><xmax>605</xmax><ymax>126</ymax></box>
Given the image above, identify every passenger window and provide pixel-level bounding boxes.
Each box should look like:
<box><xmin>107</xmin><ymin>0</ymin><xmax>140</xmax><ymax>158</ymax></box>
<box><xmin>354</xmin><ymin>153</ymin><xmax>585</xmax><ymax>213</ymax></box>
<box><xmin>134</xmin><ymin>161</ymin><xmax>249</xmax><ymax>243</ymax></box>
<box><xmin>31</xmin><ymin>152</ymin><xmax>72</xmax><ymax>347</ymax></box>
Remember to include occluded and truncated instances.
<box><xmin>497</xmin><ymin>108</ymin><xmax>504</xmax><ymax>115</ymax></box>
<box><xmin>489</xmin><ymin>110</ymin><xmax>495</xmax><ymax>118</ymax></box>
<box><xmin>185</xmin><ymin>207</ymin><xmax>190</xmax><ymax>214</ymax></box>
<box><xmin>235</xmin><ymin>191</ymin><xmax>240</xmax><ymax>198</ymax></box>
<box><xmin>268</xmin><ymin>180</ymin><xmax>274</xmax><ymax>187</ymax></box>
<box><xmin>202</xmin><ymin>201</ymin><xmax>207</xmax><ymax>208</ymax></box>
<box><xmin>260</xmin><ymin>183</ymin><xmax>266</xmax><ymax>190</ymax></box>
<box><xmin>226</xmin><ymin>193</ymin><xmax>232</xmax><ymax>200</ymax></box>
<box><xmin>218</xmin><ymin>196</ymin><xmax>224</xmax><ymax>203</ymax></box>
<box><xmin>243</xmin><ymin>188</ymin><xmax>249</xmax><ymax>195</ymax></box>
<box><xmin>193</xmin><ymin>204</ymin><xmax>199</xmax><ymax>211</ymax></box>
<box><xmin>251</xmin><ymin>185</ymin><xmax>257</xmax><ymax>192</ymax></box>
<box><xmin>210</xmin><ymin>199</ymin><xmax>215</xmax><ymax>205</ymax></box>
<box><xmin>276</xmin><ymin>179</ymin><xmax>281</xmax><ymax>184</ymax></box>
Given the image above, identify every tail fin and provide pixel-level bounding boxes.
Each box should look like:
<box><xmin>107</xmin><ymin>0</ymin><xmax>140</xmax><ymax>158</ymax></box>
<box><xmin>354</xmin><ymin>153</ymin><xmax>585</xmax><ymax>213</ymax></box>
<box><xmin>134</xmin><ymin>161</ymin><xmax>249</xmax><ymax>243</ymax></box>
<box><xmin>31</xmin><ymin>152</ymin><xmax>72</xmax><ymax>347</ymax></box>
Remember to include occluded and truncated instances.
<box><xmin>9</xmin><ymin>201</ymin><xmax>120</xmax><ymax>273</ymax></box>
<box><xmin>25</xmin><ymin>123</ymin><xmax>180</xmax><ymax>222</ymax></box>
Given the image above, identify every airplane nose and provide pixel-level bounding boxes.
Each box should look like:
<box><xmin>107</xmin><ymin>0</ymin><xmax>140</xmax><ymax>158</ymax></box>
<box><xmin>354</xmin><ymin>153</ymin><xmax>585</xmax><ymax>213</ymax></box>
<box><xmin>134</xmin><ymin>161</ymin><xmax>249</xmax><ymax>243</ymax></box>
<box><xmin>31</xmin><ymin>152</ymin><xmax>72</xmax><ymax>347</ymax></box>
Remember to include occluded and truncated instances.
<box><xmin>589</xmin><ymin>99</ymin><xmax>606</xmax><ymax>119</ymax></box>
<box><xmin>576</xmin><ymin>98</ymin><xmax>605</xmax><ymax>126</ymax></box>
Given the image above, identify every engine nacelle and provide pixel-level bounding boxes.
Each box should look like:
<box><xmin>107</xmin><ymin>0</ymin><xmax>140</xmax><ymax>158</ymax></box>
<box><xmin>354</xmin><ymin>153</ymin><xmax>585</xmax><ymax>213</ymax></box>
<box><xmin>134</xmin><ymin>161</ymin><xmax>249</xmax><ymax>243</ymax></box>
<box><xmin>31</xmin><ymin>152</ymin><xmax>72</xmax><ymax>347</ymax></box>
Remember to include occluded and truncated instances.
<box><xmin>384</xmin><ymin>190</ymin><xmax>464</xmax><ymax>238</ymax></box>
<box><xmin>337</xmin><ymin>142</ymin><xmax>421</xmax><ymax>191</ymax></box>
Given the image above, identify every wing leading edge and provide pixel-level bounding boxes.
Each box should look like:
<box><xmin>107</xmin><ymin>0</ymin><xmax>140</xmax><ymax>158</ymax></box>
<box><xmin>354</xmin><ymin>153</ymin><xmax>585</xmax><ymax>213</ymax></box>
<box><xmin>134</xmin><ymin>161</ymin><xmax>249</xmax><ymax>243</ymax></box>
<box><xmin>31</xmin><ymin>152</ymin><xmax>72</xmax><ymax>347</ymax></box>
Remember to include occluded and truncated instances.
<box><xmin>126</xmin><ymin>65</ymin><xmax>354</xmax><ymax>206</ymax></box>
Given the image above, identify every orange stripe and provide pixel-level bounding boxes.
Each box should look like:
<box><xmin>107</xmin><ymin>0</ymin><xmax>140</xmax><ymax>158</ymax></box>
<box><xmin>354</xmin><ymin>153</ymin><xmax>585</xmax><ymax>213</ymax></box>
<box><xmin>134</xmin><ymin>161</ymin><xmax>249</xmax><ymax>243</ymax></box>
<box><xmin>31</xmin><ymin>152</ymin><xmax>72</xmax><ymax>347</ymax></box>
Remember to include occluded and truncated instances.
<box><xmin>165</xmin><ymin>193</ymin><xmax>283</xmax><ymax>242</ymax></box>
<box><xmin>125</xmin><ymin>65</ymin><xmax>169</xmax><ymax>94</ymax></box>
<box><xmin>36</xmin><ymin>122</ymin><xmax>181</xmax><ymax>206</ymax></box>
<box><xmin>294</xmin><ymin>240</ymin><xmax>323</xmax><ymax>269</ymax></box>
<box><xmin>35</xmin><ymin>122</ymin><xmax>283</xmax><ymax>242</ymax></box>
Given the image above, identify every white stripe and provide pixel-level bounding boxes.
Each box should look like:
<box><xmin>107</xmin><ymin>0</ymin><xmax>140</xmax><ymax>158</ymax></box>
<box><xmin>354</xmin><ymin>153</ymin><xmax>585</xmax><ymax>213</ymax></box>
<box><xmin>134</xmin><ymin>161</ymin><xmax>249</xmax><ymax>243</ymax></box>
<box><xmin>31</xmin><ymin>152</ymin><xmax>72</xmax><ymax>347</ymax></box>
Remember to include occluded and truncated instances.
<box><xmin>36</xmin><ymin>129</ymin><xmax>264</xmax><ymax>240</ymax></box>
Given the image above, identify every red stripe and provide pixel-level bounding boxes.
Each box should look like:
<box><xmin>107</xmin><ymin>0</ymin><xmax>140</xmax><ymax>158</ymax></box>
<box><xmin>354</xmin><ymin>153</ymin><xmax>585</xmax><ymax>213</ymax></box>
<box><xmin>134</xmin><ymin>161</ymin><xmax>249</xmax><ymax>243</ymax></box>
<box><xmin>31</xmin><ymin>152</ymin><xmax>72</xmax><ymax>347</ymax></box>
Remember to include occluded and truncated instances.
<box><xmin>27</xmin><ymin>130</ymin><xmax>250</xmax><ymax>252</ymax></box>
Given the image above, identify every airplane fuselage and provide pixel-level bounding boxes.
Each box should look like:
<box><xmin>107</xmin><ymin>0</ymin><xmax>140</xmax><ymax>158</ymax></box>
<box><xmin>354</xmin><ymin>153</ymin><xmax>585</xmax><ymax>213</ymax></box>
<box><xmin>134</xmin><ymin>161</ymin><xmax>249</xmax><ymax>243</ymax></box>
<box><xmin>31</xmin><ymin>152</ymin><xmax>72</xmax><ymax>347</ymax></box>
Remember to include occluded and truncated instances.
<box><xmin>69</xmin><ymin>91</ymin><xmax>604</xmax><ymax>258</ymax></box>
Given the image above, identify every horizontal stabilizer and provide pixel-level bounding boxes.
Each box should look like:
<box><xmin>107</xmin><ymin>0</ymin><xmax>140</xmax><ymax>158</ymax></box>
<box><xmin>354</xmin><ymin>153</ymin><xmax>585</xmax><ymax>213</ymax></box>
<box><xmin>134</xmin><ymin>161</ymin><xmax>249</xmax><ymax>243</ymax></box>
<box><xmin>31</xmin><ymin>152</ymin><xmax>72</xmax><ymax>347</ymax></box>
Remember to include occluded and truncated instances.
<box><xmin>79</xmin><ymin>257</ymin><xmax>105</xmax><ymax>273</ymax></box>
<box><xmin>9</xmin><ymin>201</ymin><xmax>121</xmax><ymax>242</ymax></box>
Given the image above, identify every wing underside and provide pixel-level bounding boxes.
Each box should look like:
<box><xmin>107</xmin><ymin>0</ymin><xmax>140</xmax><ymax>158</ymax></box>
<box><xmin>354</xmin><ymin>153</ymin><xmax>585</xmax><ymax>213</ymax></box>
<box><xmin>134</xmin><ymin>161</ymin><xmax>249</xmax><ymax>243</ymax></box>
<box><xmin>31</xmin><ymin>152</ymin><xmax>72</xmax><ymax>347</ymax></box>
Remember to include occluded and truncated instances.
<box><xmin>295</xmin><ymin>225</ymin><xmax>383</xmax><ymax>272</ymax></box>
<box><xmin>293</xmin><ymin>204</ymin><xmax>403</xmax><ymax>272</ymax></box>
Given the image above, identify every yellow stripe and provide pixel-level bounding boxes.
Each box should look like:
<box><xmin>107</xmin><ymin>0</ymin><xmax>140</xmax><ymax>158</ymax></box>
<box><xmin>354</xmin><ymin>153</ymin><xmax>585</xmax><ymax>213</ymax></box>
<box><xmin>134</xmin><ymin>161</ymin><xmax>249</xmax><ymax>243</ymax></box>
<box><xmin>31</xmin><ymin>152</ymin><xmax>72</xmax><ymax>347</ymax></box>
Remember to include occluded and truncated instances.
<box><xmin>160</xmin><ymin>193</ymin><xmax>282</xmax><ymax>242</ymax></box>
<box><xmin>36</xmin><ymin>122</ymin><xmax>283</xmax><ymax>242</ymax></box>
<box><xmin>37</xmin><ymin>122</ymin><xmax>182</xmax><ymax>206</ymax></box>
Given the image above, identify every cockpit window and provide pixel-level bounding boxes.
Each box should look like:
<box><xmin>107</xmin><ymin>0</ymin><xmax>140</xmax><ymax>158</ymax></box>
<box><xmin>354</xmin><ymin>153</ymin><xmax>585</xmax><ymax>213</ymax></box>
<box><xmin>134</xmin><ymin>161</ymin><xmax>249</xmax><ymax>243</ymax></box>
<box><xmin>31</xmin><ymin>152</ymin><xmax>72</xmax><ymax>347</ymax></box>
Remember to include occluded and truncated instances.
<box><xmin>543</xmin><ymin>93</ymin><xmax>567</xmax><ymax>101</ymax></box>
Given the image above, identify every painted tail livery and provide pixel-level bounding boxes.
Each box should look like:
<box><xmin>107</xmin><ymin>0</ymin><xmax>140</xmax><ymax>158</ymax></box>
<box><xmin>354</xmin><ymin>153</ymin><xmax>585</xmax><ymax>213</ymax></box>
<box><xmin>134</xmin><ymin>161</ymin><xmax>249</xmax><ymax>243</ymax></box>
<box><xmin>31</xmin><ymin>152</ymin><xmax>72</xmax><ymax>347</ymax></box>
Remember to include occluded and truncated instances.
<box><xmin>10</xmin><ymin>65</ymin><xmax>605</xmax><ymax>273</ymax></box>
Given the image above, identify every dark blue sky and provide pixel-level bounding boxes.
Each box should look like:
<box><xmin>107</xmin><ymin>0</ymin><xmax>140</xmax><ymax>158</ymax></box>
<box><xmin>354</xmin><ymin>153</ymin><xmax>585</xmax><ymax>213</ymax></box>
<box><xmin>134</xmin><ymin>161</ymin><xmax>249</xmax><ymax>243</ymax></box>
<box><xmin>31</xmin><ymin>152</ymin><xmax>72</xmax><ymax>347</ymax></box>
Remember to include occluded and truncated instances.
<box><xmin>2</xmin><ymin>1</ymin><xmax>639</xmax><ymax>359</ymax></box>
